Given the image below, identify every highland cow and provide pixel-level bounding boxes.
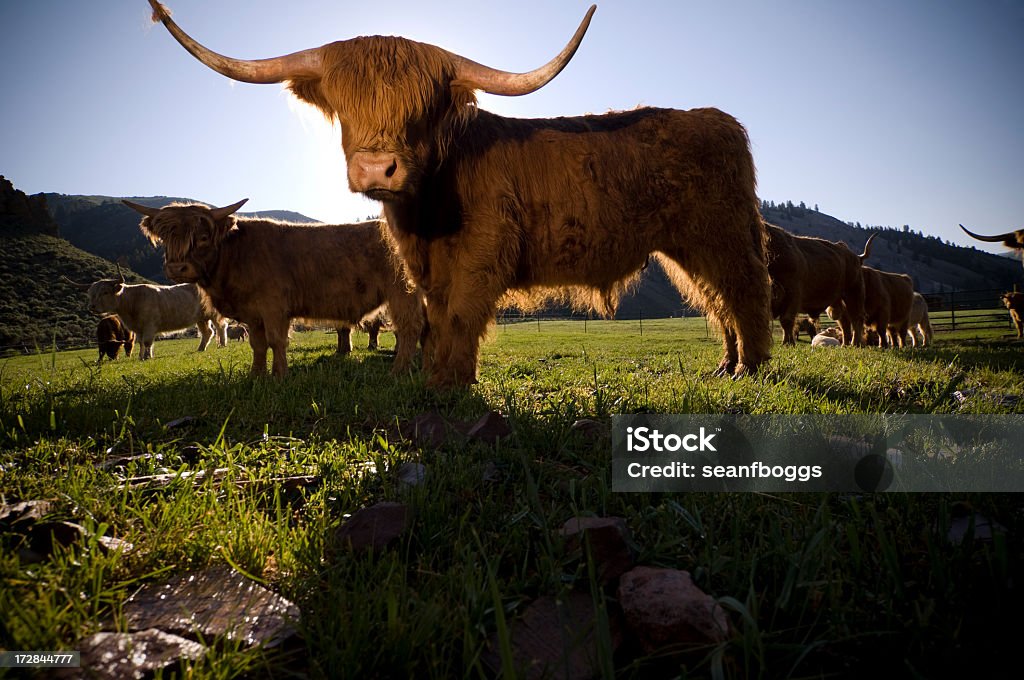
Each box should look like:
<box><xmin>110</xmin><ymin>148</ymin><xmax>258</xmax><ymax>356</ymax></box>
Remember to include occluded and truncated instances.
<box><xmin>65</xmin><ymin>269</ymin><xmax>227</xmax><ymax>359</ymax></box>
<box><xmin>766</xmin><ymin>225</ymin><xmax>875</xmax><ymax>346</ymax></box>
<box><xmin>1002</xmin><ymin>291</ymin><xmax>1024</xmax><ymax>338</ymax></box>
<box><xmin>226</xmin><ymin>322</ymin><xmax>249</xmax><ymax>342</ymax></box>
<box><xmin>126</xmin><ymin>200</ymin><xmax>426</xmax><ymax>378</ymax></box>
<box><xmin>147</xmin><ymin>1</ymin><xmax>773</xmax><ymax>386</ymax></box>
<box><xmin>906</xmin><ymin>292</ymin><xmax>933</xmax><ymax>347</ymax></box>
<box><xmin>96</xmin><ymin>315</ymin><xmax>135</xmax><ymax>362</ymax></box>
<box><xmin>830</xmin><ymin>266</ymin><xmax>914</xmax><ymax>348</ymax></box>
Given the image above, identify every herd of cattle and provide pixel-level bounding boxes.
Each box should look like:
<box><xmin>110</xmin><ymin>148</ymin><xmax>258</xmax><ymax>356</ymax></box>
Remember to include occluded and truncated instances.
<box><xmin>65</xmin><ymin>2</ymin><xmax>1024</xmax><ymax>384</ymax></box>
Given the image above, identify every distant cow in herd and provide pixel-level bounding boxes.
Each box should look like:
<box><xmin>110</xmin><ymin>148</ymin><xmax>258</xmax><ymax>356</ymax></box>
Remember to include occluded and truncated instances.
<box><xmin>766</xmin><ymin>226</ymin><xmax>876</xmax><ymax>346</ymax></box>
<box><xmin>226</xmin><ymin>323</ymin><xmax>249</xmax><ymax>342</ymax></box>
<box><xmin>830</xmin><ymin>266</ymin><xmax>914</xmax><ymax>348</ymax></box>
<box><xmin>126</xmin><ymin>199</ymin><xmax>426</xmax><ymax>378</ymax></box>
<box><xmin>148</xmin><ymin>1</ymin><xmax>773</xmax><ymax>387</ymax></box>
<box><xmin>906</xmin><ymin>292</ymin><xmax>933</xmax><ymax>347</ymax></box>
<box><xmin>96</xmin><ymin>315</ymin><xmax>135</xmax><ymax>362</ymax></box>
<box><xmin>1002</xmin><ymin>292</ymin><xmax>1024</xmax><ymax>338</ymax></box>
<box><xmin>65</xmin><ymin>267</ymin><xmax>227</xmax><ymax>359</ymax></box>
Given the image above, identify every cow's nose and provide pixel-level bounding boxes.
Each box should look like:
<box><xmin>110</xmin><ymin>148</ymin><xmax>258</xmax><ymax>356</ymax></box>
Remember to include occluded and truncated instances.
<box><xmin>350</xmin><ymin>151</ymin><xmax>399</xmax><ymax>191</ymax></box>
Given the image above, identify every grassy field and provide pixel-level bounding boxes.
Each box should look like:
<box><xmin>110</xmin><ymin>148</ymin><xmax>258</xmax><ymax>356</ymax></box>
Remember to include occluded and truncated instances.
<box><xmin>1</xmin><ymin>318</ymin><xmax>1022</xmax><ymax>678</ymax></box>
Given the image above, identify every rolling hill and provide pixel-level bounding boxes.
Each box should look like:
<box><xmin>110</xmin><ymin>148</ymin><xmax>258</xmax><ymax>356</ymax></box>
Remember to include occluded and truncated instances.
<box><xmin>0</xmin><ymin>177</ymin><xmax>149</xmax><ymax>353</ymax></box>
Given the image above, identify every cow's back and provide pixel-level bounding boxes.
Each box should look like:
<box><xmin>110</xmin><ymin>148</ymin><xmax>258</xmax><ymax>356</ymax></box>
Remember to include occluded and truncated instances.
<box><xmin>447</xmin><ymin>107</ymin><xmax>760</xmax><ymax>290</ymax></box>
<box><xmin>211</xmin><ymin>219</ymin><xmax>403</xmax><ymax>324</ymax></box>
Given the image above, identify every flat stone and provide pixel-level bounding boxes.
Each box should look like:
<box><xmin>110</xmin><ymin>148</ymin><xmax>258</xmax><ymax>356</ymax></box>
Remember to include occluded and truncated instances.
<box><xmin>334</xmin><ymin>501</ymin><xmax>409</xmax><ymax>554</ymax></box>
<box><xmin>466</xmin><ymin>411</ymin><xmax>512</xmax><ymax>444</ymax></box>
<box><xmin>482</xmin><ymin>592</ymin><xmax>623</xmax><ymax>680</ymax></box>
<box><xmin>617</xmin><ymin>567</ymin><xmax>729</xmax><ymax>653</ymax></box>
<box><xmin>396</xmin><ymin>462</ymin><xmax>427</xmax><ymax>488</ymax></box>
<box><xmin>124</xmin><ymin>566</ymin><xmax>299</xmax><ymax>648</ymax></box>
<box><xmin>407</xmin><ymin>411</ymin><xmax>448</xmax><ymax>448</ymax></box>
<box><xmin>559</xmin><ymin>516</ymin><xmax>635</xmax><ymax>584</ymax></box>
<box><xmin>59</xmin><ymin>628</ymin><xmax>205</xmax><ymax>680</ymax></box>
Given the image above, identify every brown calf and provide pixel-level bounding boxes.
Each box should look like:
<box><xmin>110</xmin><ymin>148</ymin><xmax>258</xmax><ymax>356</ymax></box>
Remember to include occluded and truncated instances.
<box><xmin>127</xmin><ymin>200</ymin><xmax>425</xmax><ymax>378</ymax></box>
<box><xmin>96</xmin><ymin>315</ymin><xmax>135</xmax><ymax>362</ymax></box>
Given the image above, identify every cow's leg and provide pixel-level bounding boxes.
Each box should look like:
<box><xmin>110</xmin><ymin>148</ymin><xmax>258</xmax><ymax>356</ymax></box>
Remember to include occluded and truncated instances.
<box><xmin>216</xmin><ymin>319</ymin><xmax>228</xmax><ymax>347</ymax></box>
<box><xmin>388</xmin><ymin>293</ymin><xmax>425</xmax><ymax>374</ymax></box>
<box><xmin>197</xmin><ymin>321</ymin><xmax>214</xmax><ymax>352</ymax></box>
<box><xmin>1015</xmin><ymin>315</ymin><xmax>1023</xmax><ymax>338</ymax></box>
<box><xmin>140</xmin><ymin>332</ymin><xmax>155</xmax><ymax>360</ymax></box>
<box><xmin>423</xmin><ymin>285</ymin><xmax>494</xmax><ymax>387</ymax></box>
<box><xmin>248</xmin><ymin>321</ymin><xmax>269</xmax><ymax>376</ymax></box>
<box><xmin>265</xmin><ymin>317</ymin><xmax>291</xmax><ymax>378</ymax></box>
<box><xmin>780</xmin><ymin>312</ymin><xmax>797</xmax><ymax>346</ymax></box>
<box><xmin>124</xmin><ymin>334</ymin><xmax>134</xmax><ymax>357</ymax></box>
<box><xmin>366</xmin><ymin>321</ymin><xmax>380</xmax><ymax>351</ymax></box>
<box><xmin>659</xmin><ymin>244</ymin><xmax>772</xmax><ymax>376</ymax></box>
<box><xmin>337</xmin><ymin>325</ymin><xmax>353</xmax><ymax>355</ymax></box>
<box><xmin>97</xmin><ymin>347</ymin><xmax>104</xmax><ymax>365</ymax></box>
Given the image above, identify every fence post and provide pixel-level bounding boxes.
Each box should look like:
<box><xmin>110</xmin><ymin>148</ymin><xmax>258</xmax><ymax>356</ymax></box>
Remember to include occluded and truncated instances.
<box><xmin>639</xmin><ymin>307</ymin><xmax>643</xmax><ymax>337</ymax></box>
<box><xmin>950</xmin><ymin>289</ymin><xmax>956</xmax><ymax>332</ymax></box>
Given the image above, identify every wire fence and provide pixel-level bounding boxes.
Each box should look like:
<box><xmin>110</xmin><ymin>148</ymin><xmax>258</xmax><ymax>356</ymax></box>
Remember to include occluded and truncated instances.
<box><xmin>2</xmin><ymin>288</ymin><xmax>1017</xmax><ymax>357</ymax></box>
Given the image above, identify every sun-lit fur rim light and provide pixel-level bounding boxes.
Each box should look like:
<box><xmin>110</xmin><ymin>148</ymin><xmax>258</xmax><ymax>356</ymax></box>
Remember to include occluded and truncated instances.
<box><xmin>130</xmin><ymin>200</ymin><xmax>426</xmax><ymax>378</ymax></box>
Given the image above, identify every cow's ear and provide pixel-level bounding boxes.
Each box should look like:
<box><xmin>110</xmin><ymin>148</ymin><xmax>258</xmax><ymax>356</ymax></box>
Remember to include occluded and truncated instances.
<box><xmin>138</xmin><ymin>220</ymin><xmax>162</xmax><ymax>247</ymax></box>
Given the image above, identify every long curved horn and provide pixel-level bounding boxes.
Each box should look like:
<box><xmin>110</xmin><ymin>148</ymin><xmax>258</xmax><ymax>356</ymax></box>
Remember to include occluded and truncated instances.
<box><xmin>61</xmin><ymin>275</ymin><xmax>92</xmax><ymax>290</ymax></box>
<box><xmin>959</xmin><ymin>223</ymin><xmax>1022</xmax><ymax>244</ymax></box>
<box><xmin>210</xmin><ymin>198</ymin><xmax>249</xmax><ymax>221</ymax></box>
<box><xmin>116</xmin><ymin>263</ymin><xmax>126</xmax><ymax>284</ymax></box>
<box><xmin>450</xmin><ymin>5</ymin><xmax>596</xmax><ymax>96</ymax></box>
<box><xmin>123</xmin><ymin>200</ymin><xmax>161</xmax><ymax>218</ymax></box>
<box><xmin>148</xmin><ymin>1</ymin><xmax>323</xmax><ymax>84</ymax></box>
<box><xmin>859</xmin><ymin>232</ymin><xmax>878</xmax><ymax>262</ymax></box>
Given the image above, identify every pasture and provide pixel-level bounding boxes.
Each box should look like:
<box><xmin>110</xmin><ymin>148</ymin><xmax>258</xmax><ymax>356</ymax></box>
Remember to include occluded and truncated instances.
<box><xmin>2</xmin><ymin>318</ymin><xmax>1022</xmax><ymax>678</ymax></box>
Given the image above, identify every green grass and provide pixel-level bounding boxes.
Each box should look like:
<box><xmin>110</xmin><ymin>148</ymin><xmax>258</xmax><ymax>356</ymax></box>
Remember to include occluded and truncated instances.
<box><xmin>1</xmin><ymin>319</ymin><xmax>1022</xmax><ymax>678</ymax></box>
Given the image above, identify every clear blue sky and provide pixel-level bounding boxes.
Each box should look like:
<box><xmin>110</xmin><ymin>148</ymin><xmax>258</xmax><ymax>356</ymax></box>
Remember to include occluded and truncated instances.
<box><xmin>2</xmin><ymin>1</ymin><xmax>1022</xmax><ymax>252</ymax></box>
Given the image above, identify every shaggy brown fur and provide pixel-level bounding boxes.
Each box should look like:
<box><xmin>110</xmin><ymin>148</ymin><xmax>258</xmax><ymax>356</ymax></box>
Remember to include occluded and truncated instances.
<box><xmin>129</xmin><ymin>201</ymin><xmax>425</xmax><ymax>378</ymax></box>
<box><xmin>149</xmin><ymin>4</ymin><xmax>773</xmax><ymax>387</ymax></box>
<box><xmin>907</xmin><ymin>292</ymin><xmax>933</xmax><ymax>347</ymax></box>
<box><xmin>831</xmin><ymin>267</ymin><xmax>914</xmax><ymax>348</ymax></box>
<box><xmin>96</xmin><ymin>315</ymin><xmax>135</xmax><ymax>362</ymax></box>
<box><xmin>1002</xmin><ymin>292</ymin><xmax>1024</xmax><ymax>338</ymax></box>
<box><xmin>81</xmin><ymin>274</ymin><xmax>225</xmax><ymax>360</ymax></box>
<box><xmin>766</xmin><ymin>225</ymin><xmax>874</xmax><ymax>346</ymax></box>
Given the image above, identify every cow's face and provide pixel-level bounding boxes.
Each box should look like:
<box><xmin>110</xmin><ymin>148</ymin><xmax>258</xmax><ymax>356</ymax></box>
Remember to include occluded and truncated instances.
<box><xmin>129</xmin><ymin>200</ymin><xmax>246</xmax><ymax>285</ymax></box>
<box><xmin>87</xmin><ymin>280</ymin><xmax>124</xmax><ymax>315</ymax></box>
<box><xmin>290</xmin><ymin>38</ymin><xmax>477</xmax><ymax>202</ymax></box>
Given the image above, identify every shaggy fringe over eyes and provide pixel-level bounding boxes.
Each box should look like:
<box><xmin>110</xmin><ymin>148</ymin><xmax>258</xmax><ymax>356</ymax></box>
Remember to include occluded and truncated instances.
<box><xmin>138</xmin><ymin>202</ymin><xmax>236</xmax><ymax>262</ymax></box>
<box><xmin>288</xmin><ymin>38</ymin><xmax>478</xmax><ymax>163</ymax></box>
